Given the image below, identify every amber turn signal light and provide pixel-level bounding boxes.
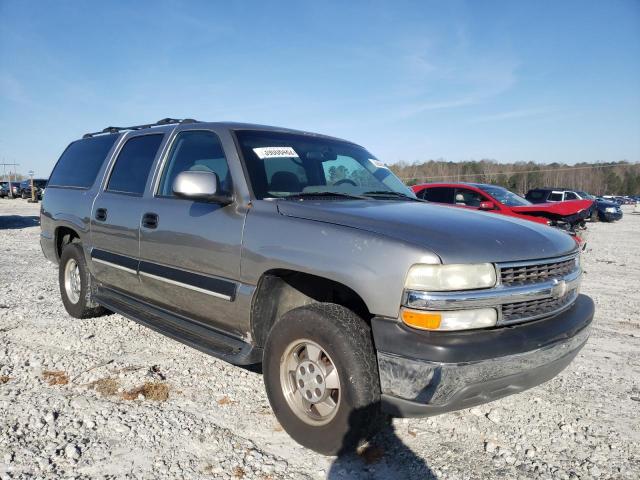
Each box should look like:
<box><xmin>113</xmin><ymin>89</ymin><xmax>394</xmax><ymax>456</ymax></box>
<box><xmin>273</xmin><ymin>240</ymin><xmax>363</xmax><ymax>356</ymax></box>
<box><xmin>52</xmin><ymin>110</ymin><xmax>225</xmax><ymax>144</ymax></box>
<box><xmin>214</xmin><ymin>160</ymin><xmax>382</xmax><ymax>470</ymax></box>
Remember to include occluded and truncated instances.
<box><xmin>401</xmin><ymin>309</ymin><xmax>442</xmax><ymax>330</ymax></box>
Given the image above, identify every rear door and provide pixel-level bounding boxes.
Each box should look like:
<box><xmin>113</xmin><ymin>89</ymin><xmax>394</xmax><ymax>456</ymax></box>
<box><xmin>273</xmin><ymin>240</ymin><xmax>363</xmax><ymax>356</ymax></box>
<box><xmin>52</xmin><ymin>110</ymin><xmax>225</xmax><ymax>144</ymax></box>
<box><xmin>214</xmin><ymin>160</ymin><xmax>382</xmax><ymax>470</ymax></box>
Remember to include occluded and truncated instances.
<box><xmin>90</xmin><ymin>132</ymin><xmax>167</xmax><ymax>296</ymax></box>
<box><xmin>137</xmin><ymin>128</ymin><xmax>246</xmax><ymax>334</ymax></box>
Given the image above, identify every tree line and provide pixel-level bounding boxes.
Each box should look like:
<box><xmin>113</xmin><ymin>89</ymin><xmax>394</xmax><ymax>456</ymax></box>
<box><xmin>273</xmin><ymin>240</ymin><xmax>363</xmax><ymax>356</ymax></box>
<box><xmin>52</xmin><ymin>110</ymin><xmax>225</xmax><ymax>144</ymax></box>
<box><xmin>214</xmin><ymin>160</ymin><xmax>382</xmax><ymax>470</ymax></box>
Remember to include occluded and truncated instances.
<box><xmin>389</xmin><ymin>160</ymin><xmax>640</xmax><ymax>196</ymax></box>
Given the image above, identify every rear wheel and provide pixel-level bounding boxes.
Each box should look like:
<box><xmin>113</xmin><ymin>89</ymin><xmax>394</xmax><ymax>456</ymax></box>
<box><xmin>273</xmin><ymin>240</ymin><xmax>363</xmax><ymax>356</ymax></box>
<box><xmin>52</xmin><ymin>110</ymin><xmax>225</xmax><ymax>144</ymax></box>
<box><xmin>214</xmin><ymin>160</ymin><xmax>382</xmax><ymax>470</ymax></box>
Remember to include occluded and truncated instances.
<box><xmin>263</xmin><ymin>303</ymin><xmax>388</xmax><ymax>455</ymax></box>
<box><xmin>59</xmin><ymin>243</ymin><xmax>106</xmax><ymax>318</ymax></box>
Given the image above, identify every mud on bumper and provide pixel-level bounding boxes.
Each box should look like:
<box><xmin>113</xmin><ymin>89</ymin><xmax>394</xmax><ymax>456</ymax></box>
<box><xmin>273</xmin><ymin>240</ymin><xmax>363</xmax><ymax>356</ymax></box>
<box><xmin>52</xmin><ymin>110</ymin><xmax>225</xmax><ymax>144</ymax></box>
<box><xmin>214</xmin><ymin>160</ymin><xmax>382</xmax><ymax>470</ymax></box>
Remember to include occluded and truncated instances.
<box><xmin>372</xmin><ymin>294</ymin><xmax>594</xmax><ymax>417</ymax></box>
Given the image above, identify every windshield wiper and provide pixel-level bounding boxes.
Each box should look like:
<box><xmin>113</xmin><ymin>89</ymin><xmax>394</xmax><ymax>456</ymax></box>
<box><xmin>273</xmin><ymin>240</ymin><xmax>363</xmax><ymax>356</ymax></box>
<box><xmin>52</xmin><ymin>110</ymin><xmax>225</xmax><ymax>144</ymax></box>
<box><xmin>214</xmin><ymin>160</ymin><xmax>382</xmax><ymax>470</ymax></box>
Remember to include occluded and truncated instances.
<box><xmin>280</xmin><ymin>191</ymin><xmax>368</xmax><ymax>200</ymax></box>
<box><xmin>362</xmin><ymin>190</ymin><xmax>424</xmax><ymax>201</ymax></box>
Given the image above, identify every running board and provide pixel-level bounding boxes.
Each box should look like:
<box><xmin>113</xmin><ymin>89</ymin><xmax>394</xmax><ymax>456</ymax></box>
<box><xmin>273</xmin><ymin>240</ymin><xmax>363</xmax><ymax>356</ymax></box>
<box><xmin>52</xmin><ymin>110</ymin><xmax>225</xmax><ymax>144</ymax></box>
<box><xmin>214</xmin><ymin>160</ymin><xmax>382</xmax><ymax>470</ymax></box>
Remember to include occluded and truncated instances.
<box><xmin>95</xmin><ymin>287</ymin><xmax>262</xmax><ymax>365</ymax></box>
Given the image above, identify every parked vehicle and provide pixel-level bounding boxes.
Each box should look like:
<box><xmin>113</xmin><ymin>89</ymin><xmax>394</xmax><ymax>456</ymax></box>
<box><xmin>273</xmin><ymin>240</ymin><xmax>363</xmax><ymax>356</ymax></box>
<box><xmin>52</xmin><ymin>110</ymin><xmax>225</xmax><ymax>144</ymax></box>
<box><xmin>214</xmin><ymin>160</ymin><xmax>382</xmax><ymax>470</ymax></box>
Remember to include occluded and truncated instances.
<box><xmin>525</xmin><ymin>188</ymin><xmax>582</xmax><ymax>204</ymax></box>
<box><xmin>570</xmin><ymin>191</ymin><xmax>624</xmax><ymax>222</ymax></box>
<box><xmin>41</xmin><ymin>118</ymin><xmax>594</xmax><ymax>454</ymax></box>
<box><xmin>412</xmin><ymin>183</ymin><xmax>592</xmax><ymax>233</ymax></box>
<box><xmin>525</xmin><ymin>188</ymin><xmax>613</xmax><ymax>223</ymax></box>
<box><xmin>1</xmin><ymin>181</ymin><xmax>21</xmax><ymax>198</ymax></box>
<box><xmin>19</xmin><ymin>178</ymin><xmax>48</xmax><ymax>200</ymax></box>
<box><xmin>0</xmin><ymin>181</ymin><xmax>8</xmax><ymax>198</ymax></box>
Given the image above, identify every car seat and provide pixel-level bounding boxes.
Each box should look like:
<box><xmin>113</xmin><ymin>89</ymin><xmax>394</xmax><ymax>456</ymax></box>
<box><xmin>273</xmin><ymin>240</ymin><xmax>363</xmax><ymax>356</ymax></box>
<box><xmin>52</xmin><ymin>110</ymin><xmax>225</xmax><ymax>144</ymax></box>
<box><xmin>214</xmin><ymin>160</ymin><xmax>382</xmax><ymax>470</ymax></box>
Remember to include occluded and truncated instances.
<box><xmin>270</xmin><ymin>171</ymin><xmax>301</xmax><ymax>193</ymax></box>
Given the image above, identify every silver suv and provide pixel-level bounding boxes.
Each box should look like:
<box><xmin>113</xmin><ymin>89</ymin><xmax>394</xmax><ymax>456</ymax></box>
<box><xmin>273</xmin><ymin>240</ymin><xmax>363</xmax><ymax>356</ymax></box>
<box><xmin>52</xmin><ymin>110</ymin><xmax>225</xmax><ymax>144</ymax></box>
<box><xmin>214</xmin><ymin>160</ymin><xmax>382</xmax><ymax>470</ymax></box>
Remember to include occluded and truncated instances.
<box><xmin>40</xmin><ymin>118</ymin><xmax>594</xmax><ymax>454</ymax></box>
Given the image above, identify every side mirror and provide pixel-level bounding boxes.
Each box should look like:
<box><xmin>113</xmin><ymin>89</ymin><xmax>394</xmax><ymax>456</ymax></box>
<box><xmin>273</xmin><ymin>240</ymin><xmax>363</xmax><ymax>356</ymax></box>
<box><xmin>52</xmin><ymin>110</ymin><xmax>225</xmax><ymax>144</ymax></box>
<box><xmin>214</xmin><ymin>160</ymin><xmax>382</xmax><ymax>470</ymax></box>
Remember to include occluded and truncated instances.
<box><xmin>479</xmin><ymin>201</ymin><xmax>496</xmax><ymax>210</ymax></box>
<box><xmin>172</xmin><ymin>171</ymin><xmax>231</xmax><ymax>204</ymax></box>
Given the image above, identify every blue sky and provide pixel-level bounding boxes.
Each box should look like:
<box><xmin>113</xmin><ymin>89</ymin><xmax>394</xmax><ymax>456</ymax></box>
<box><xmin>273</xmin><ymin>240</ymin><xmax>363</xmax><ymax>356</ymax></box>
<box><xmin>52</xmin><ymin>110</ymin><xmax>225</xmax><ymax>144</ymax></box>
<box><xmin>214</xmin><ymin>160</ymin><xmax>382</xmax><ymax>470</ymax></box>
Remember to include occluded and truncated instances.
<box><xmin>1</xmin><ymin>0</ymin><xmax>639</xmax><ymax>177</ymax></box>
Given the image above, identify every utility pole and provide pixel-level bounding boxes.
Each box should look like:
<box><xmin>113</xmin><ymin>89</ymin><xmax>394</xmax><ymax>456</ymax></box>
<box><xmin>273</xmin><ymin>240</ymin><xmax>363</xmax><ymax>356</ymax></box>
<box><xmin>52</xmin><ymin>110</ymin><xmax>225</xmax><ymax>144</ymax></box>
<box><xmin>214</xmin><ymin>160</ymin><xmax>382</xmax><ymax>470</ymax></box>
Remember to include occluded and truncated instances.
<box><xmin>28</xmin><ymin>169</ymin><xmax>37</xmax><ymax>203</ymax></box>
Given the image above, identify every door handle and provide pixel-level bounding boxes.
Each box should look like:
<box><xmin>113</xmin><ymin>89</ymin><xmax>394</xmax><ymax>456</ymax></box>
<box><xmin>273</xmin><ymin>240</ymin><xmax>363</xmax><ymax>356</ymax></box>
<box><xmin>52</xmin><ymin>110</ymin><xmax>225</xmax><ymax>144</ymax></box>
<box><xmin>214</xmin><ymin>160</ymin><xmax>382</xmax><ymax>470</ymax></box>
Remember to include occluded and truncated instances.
<box><xmin>95</xmin><ymin>208</ymin><xmax>108</xmax><ymax>221</ymax></box>
<box><xmin>142</xmin><ymin>212</ymin><xmax>159</xmax><ymax>229</ymax></box>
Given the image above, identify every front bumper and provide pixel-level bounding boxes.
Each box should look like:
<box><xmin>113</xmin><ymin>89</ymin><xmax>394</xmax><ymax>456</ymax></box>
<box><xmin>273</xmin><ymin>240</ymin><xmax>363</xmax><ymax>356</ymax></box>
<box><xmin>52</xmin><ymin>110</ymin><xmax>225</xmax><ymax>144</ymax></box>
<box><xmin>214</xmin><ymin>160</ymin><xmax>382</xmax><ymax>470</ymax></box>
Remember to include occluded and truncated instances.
<box><xmin>601</xmin><ymin>210</ymin><xmax>623</xmax><ymax>221</ymax></box>
<box><xmin>373</xmin><ymin>294</ymin><xmax>594</xmax><ymax>417</ymax></box>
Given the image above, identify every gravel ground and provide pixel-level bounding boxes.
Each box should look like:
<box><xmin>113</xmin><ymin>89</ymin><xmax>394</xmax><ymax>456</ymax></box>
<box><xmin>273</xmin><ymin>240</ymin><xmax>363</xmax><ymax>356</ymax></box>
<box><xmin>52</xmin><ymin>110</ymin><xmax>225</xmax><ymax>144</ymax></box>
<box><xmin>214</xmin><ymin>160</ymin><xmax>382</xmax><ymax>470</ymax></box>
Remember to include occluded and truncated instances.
<box><xmin>0</xmin><ymin>199</ymin><xmax>639</xmax><ymax>480</ymax></box>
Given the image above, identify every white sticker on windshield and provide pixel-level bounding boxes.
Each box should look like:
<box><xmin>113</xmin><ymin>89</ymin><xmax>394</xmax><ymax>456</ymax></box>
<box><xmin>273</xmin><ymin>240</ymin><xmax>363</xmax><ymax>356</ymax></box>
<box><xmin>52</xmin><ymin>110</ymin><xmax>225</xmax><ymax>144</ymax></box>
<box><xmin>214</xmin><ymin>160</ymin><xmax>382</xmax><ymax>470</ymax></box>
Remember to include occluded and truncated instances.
<box><xmin>369</xmin><ymin>159</ymin><xmax>388</xmax><ymax>169</ymax></box>
<box><xmin>253</xmin><ymin>146</ymin><xmax>299</xmax><ymax>159</ymax></box>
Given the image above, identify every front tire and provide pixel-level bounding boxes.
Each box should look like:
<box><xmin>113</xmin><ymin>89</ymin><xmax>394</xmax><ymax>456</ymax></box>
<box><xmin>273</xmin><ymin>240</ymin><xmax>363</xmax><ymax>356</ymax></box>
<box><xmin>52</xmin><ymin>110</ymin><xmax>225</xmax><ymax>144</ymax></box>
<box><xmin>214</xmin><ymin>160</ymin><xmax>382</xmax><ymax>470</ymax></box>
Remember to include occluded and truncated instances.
<box><xmin>263</xmin><ymin>303</ymin><xmax>387</xmax><ymax>455</ymax></box>
<box><xmin>59</xmin><ymin>243</ymin><xmax>106</xmax><ymax>318</ymax></box>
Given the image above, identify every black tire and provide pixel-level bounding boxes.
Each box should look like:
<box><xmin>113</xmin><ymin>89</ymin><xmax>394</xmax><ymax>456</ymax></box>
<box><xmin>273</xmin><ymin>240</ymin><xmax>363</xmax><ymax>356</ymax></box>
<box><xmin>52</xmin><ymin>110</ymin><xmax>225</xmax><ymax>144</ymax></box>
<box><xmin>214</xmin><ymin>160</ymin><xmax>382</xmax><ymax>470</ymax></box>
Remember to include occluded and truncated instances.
<box><xmin>59</xmin><ymin>243</ymin><xmax>106</xmax><ymax>318</ymax></box>
<box><xmin>590</xmin><ymin>209</ymin><xmax>599</xmax><ymax>222</ymax></box>
<box><xmin>21</xmin><ymin>191</ymin><xmax>26</xmax><ymax>199</ymax></box>
<box><xmin>263</xmin><ymin>303</ymin><xmax>388</xmax><ymax>455</ymax></box>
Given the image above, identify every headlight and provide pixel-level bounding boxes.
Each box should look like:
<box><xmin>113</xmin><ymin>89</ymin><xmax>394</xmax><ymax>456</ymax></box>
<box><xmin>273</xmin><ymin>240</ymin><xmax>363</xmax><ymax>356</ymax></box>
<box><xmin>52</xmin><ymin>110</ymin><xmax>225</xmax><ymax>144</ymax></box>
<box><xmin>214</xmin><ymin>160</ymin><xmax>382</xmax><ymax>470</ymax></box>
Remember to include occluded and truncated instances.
<box><xmin>405</xmin><ymin>263</ymin><xmax>496</xmax><ymax>291</ymax></box>
<box><xmin>605</xmin><ymin>207</ymin><xmax>616</xmax><ymax>213</ymax></box>
<box><xmin>401</xmin><ymin>307</ymin><xmax>497</xmax><ymax>331</ymax></box>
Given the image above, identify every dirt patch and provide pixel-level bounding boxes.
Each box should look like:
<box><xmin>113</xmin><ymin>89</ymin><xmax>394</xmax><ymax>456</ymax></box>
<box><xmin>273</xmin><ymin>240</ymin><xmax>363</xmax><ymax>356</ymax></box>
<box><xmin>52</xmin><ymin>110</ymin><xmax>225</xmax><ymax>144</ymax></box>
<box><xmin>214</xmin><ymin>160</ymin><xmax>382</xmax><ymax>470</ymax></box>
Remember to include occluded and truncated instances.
<box><xmin>122</xmin><ymin>382</ymin><xmax>169</xmax><ymax>401</ymax></box>
<box><xmin>43</xmin><ymin>370</ymin><xmax>69</xmax><ymax>386</ymax></box>
<box><xmin>0</xmin><ymin>375</ymin><xmax>10</xmax><ymax>384</ymax></box>
<box><xmin>217</xmin><ymin>395</ymin><xmax>235</xmax><ymax>406</ymax></box>
<box><xmin>231</xmin><ymin>466</ymin><xmax>245</xmax><ymax>478</ymax></box>
<box><xmin>89</xmin><ymin>377</ymin><xmax>119</xmax><ymax>396</ymax></box>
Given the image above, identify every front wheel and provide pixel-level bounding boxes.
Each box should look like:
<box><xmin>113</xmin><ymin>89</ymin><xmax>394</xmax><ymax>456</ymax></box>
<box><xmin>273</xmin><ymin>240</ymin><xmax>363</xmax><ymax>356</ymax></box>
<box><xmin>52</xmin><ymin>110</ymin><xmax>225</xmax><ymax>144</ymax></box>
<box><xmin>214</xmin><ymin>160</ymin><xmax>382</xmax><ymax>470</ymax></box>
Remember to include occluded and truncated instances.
<box><xmin>263</xmin><ymin>303</ymin><xmax>388</xmax><ymax>455</ymax></box>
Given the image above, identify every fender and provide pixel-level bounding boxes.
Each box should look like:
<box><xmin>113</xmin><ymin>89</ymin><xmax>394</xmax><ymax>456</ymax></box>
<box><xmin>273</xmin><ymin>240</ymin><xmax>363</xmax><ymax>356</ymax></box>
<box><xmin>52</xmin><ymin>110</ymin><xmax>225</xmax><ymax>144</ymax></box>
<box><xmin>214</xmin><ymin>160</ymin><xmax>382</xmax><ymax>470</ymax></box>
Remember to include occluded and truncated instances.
<box><xmin>240</xmin><ymin>201</ymin><xmax>440</xmax><ymax>319</ymax></box>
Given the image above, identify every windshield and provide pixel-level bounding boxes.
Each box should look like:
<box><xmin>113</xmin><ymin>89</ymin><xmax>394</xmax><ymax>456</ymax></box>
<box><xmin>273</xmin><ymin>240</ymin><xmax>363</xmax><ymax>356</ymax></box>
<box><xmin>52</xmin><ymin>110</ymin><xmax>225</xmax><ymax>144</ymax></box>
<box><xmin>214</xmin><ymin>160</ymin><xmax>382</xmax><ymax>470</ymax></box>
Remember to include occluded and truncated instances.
<box><xmin>33</xmin><ymin>180</ymin><xmax>48</xmax><ymax>188</ymax></box>
<box><xmin>478</xmin><ymin>185</ymin><xmax>532</xmax><ymax>207</ymax></box>
<box><xmin>576</xmin><ymin>191</ymin><xmax>594</xmax><ymax>200</ymax></box>
<box><xmin>235</xmin><ymin>130</ymin><xmax>415</xmax><ymax>200</ymax></box>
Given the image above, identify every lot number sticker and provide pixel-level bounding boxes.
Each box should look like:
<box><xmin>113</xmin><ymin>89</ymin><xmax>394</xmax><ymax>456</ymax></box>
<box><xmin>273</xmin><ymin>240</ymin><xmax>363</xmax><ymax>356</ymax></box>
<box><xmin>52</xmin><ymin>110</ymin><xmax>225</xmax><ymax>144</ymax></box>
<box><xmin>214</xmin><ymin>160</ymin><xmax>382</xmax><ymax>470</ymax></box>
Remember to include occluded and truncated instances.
<box><xmin>369</xmin><ymin>159</ymin><xmax>388</xmax><ymax>169</ymax></box>
<box><xmin>253</xmin><ymin>147</ymin><xmax>299</xmax><ymax>159</ymax></box>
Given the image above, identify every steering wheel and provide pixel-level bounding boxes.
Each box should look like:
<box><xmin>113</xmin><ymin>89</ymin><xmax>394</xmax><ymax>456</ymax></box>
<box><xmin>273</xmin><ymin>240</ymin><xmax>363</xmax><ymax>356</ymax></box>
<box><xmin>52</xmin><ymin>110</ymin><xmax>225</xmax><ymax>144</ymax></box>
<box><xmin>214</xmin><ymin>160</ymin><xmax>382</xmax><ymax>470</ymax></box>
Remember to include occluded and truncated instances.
<box><xmin>334</xmin><ymin>179</ymin><xmax>357</xmax><ymax>187</ymax></box>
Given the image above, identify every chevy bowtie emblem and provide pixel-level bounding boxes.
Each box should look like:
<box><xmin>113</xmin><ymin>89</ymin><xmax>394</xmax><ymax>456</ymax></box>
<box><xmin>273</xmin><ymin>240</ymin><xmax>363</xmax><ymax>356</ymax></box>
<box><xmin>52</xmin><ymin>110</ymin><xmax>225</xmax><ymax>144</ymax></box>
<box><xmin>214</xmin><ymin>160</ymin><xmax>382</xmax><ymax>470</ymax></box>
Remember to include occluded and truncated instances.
<box><xmin>551</xmin><ymin>279</ymin><xmax>567</xmax><ymax>299</ymax></box>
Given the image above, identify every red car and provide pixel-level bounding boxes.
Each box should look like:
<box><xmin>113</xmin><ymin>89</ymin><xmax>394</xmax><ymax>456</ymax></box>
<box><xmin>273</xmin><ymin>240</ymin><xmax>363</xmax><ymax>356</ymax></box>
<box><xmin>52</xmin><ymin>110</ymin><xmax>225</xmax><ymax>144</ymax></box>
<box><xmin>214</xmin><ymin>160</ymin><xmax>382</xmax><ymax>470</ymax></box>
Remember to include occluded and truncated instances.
<box><xmin>411</xmin><ymin>183</ymin><xmax>593</xmax><ymax>232</ymax></box>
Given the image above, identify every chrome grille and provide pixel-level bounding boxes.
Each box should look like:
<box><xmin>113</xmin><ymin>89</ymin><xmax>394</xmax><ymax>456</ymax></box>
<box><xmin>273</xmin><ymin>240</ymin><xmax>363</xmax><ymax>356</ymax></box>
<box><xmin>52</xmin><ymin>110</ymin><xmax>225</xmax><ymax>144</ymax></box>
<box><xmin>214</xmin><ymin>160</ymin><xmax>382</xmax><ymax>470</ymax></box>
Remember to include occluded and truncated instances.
<box><xmin>501</xmin><ymin>289</ymin><xmax>578</xmax><ymax>323</ymax></box>
<box><xmin>500</xmin><ymin>257</ymin><xmax>576</xmax><ymax>286</ymax></box>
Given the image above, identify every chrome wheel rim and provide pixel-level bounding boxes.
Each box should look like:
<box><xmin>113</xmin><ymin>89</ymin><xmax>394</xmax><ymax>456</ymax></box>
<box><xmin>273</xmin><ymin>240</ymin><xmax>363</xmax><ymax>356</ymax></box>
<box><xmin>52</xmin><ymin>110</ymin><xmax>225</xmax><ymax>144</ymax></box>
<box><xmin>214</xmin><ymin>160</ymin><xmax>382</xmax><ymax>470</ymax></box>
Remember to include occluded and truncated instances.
<box><xmin>280</xmin><ymin>339</ymin><xmax>341</xmax><ymax>426</ymax></box>
<box><xmin>64</xmin><ymin>259</ymin><xmax>81</xmax><ymax>304</ymax></box>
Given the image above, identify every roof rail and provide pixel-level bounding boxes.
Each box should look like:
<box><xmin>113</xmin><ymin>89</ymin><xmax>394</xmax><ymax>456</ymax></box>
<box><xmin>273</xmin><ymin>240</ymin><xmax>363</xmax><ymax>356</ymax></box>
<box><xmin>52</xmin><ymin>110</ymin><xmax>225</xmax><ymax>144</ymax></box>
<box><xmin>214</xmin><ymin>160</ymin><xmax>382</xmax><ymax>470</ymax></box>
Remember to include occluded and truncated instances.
<box><xmin>83</xmin><ymin>118</ymin><xmax>199</xmax><ymax>138</ymax></box>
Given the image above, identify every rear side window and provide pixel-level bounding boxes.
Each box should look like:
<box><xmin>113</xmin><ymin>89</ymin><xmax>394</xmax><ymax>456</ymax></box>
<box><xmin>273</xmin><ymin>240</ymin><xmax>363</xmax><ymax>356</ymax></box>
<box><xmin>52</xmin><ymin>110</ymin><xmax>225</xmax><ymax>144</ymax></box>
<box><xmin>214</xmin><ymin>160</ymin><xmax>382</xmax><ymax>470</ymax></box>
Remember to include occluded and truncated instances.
<box><xmin>107</xmin><ymin>134</ymin><xmax>164</xmax><ymax>195</ymax></box>
<box><xmin>526</xmin><ymin>190</ymin><xmax>546</xmax><ymax>201</ymax></box>
<box><xmin>564</xmin><ymin>192</ymin><xmax>578</xmax><ymax>200</ymax></box>
<box><xmin>48</xmin><ymin>135</ymin><xmax>119</xmax><ymax>188</ymax></box>
<box><xmin>548</xmin><ymin>192</ymin><xmax>563</xmax><ymax>201</ymax></box>
<box><xmin>421</xmin><ymin>187</ymin><xmax>455</xmax><ymax>203</ymax></box>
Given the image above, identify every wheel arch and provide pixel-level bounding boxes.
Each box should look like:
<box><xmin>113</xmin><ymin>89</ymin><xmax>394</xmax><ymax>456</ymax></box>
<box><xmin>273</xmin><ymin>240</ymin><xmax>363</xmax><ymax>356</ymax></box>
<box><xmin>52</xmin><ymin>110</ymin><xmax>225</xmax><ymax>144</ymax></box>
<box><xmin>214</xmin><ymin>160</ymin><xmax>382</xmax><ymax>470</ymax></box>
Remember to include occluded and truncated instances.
<box><xmin>250</xmin><ymin>269</ymin><xmax>372</xmax><ymax>348</ymax></box>
<box><xmin>55</xmin><ymin>225</ymin><xmax>82</xmax><ymax>261</ymax></box>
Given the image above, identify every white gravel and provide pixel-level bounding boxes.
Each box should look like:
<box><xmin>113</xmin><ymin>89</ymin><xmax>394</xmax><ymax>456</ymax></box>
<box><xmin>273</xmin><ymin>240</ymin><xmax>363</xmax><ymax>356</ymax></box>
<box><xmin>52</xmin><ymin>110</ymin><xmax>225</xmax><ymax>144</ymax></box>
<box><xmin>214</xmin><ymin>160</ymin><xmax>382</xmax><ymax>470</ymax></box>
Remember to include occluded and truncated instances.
<box><xmin>1</xmin><ymin>199</ymin><xmax>639</xmax><ymax>479</ymax></box>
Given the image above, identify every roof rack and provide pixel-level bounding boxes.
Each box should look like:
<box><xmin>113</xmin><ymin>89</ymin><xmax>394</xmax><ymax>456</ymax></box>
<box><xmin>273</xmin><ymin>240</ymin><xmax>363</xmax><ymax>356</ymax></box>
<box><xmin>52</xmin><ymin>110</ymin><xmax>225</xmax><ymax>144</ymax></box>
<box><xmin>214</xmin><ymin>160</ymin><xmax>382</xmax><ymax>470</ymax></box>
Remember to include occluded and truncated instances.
<box><xmin>83</xmin><ymin>118</ymin><xmax>199</xmax><ymax>138</ymax></box>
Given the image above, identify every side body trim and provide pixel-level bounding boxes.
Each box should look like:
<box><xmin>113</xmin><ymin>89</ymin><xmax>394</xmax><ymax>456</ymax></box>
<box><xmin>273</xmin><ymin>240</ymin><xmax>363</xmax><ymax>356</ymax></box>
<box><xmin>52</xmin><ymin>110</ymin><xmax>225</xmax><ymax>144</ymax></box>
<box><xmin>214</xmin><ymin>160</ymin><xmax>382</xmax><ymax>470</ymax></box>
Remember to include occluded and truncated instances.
<box><xmin>91</xmin><ymin>248</ymin><xmax>139</xmax><ymax>272</ymax></box>
<box><xmin>138</xmin><ymin>261</ymin><xmax>236</xmax><ymax>301</ymax></box>
<box><xmin>90</xmin><ymin>248</ymin><xmax>237</xmax><ymax>301</ymax></box>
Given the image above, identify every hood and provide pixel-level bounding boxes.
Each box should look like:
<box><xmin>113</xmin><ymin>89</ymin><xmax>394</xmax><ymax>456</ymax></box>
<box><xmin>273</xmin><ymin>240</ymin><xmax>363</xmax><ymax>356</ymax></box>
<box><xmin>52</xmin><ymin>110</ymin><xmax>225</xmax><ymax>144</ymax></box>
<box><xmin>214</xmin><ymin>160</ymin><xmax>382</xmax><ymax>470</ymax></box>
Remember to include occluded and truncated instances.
<box><xmin>510</xmin><ymin>199</ymin><xmax>593</xmax><ymax>217</ymax></box>
<box><xmin>276</xmin><ymin>200</ymin><xmax>578</xmax><ymax>264</ymax></box>
<box><xmin>596</xmin><ymin>199</ymin><xmax>619</xmax><ymax>208</ymax></box>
